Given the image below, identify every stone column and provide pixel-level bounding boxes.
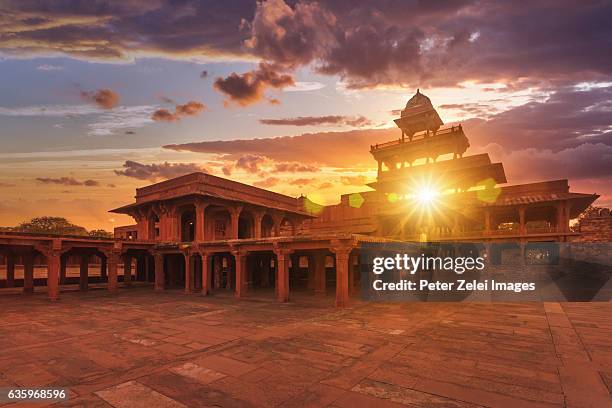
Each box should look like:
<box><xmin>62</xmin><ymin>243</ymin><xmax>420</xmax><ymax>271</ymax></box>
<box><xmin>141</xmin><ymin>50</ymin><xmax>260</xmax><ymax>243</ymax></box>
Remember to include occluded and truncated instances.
<box><xmin>519</xmin><ymin>206</ymin><xmax>526</xmax><ymax>235</ymax></box>
<box><xmin>23</xmin><ymin>253</ymin><xmax>34</xmax><ymax>293</ymax></box>
<box><xmin>79</xmin><ymin>254</ymin><xmax>89</xmax><ymax>291</ymax></box>
<box><xmin>46</xmin><ymin>242</ymin><xmax>61</xmax><ymax>301</ymax></box>
<box><xmin>253</xmin><ymin>211</ymin><xmax>264</xmax><ymax>239</ymax></box>
<box><xmin>484</xmin><ymin>209</ymin><xmax>491</xmax><ymax>236</ymax></box>
<box><xmin>274</xmin><ymin>247</ymin><xmax>292</xmax><ymax>303</ymax></box>
<box><xmin>232</xmin><ymin>249</ymin><xmax>248</xmax><ymax>298</ymax></box>
<box><xmin>229</xmin><ymin>206</ymin><xmax>242</xmax><ymax>239</ymax></box>
<box><xmin>332</xmin><ymin>246</ymin><xmax>352</xmax><ymax>308</ymax></box>
<box><xmin>195</xmin><ymin>202</ymin><xmax>209</xmax><ymax>241</ymax></box>
<box><xmin>154</xmin><ymin>253</ymin><xmax>164</xmax><ymax>291</ymax></box>
<box><xmin>123</xmin><ymin>254</ymin><xmax>132</xmax><ymax>287</ymax></box>
<box><xmin>200</xmin><ymin>252</ymin><xmax>210</xmax><ymax>296</ymax></box>
<box><xmin>6</xmin><ymin>254</ymin><xmax>15</xmax><ymax>288</ymax></box>
<box><xmin>107</xmin><ymin>252</ymin><xmax>119</xmax><ymax>292</ymax></box>
<box><xmin>183</xmin><ymin>252</ymin><xmax>192</xmax><ymax>294</ymax></box>
<box><xmin>313</xmin><ymin>251</ymin><xmax>326</xmax><ymax>295</ymax></box>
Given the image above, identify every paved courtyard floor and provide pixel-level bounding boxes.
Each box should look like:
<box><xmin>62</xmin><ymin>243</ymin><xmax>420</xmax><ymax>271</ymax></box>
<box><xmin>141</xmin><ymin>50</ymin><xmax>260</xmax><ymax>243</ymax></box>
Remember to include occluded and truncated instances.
<box><xmin>0</xmin><ymin>287</ymin><xmax>611</xmax><ymax>408</ymax></box>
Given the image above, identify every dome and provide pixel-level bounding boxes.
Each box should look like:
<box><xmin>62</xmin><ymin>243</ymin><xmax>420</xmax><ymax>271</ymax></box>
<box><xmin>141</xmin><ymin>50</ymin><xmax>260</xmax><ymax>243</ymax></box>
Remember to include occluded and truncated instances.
<box><xmin>401</xmin><ymin>89</ymin><xmax>434</xmax><ymax>117</ymax></box>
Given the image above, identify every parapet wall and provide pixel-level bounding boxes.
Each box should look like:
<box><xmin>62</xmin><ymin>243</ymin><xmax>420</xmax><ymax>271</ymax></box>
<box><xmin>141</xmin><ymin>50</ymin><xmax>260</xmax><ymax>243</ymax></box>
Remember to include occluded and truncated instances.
<box><xmin>575</xmin><ymin>207</ymin><xmax>612</xmax><ymax>242</ymax></box>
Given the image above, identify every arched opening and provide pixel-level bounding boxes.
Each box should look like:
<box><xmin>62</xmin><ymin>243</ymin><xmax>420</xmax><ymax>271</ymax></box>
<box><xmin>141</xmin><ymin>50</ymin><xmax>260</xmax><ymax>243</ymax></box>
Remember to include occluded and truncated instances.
<box><xmin>261</xmin><ymin>213</ymin><xmax>274</xmax><ymax>238</ymax></box>
<box><xmin>180</xmin><ymin>206</ymin><xmax>196</xmax><ymax>242</ymax></box>
<box><xmin>238</xmin><ymin>211</ymin><xmax>255</xmax><ymax>239</ymax></box>
<box><xmin>279</xmin><ymin>217</ymin><xmax>295</xmax><ymax>237</ymax></box>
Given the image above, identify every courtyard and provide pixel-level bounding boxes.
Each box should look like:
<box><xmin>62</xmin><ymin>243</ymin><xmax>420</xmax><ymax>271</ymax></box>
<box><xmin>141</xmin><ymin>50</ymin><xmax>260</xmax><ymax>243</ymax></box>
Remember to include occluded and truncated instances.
<box><xmin>0</xmin><ymin>288</ymin><xmax>610</xmax><ymax>408</ymax></box>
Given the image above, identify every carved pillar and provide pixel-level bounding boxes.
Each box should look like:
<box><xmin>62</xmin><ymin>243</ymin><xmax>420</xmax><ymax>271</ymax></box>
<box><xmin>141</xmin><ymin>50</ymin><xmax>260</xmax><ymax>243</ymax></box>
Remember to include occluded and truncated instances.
<box><xmin>6</xmin><ymin>254</ymin><xmax>15</xmax><ymax>288</ymax></box>
<box><xmin>200</xmin><ymin>252</ymin><xmax>210</xmax><ymax>295</ymax></box>
<box><xmin>79</xmin><ymin>254</ymin><xmax>88</xmax><ymax>291</ymax></box>
<box><xmin>195</xmin><ymin>202</ymin><xmax>209</xmax><ymax>242</ymax></box>
<box><xmin>154</xmin><ymin>253</ymin><xmax>164</xmax><ymax>291</ymax></box>
<box><xmin>107</xmin><ymin>251</ymin><xmax>119</xmax><ymax>292</ymax></box>
<box><xmin>122</xmin><ymin>254</ymin><xmax>132</xmax><ymax>287</ymax></box>
<box><xmin>229</xmin><ymin>206</ymin><xmax>242</xmax><ymax>239</ymax></box>
<box><xmin>42</xmin><ymin>239</ymin><xmax>62</xmax><ymax>301</ymax></box>
<box><xmin>183</xmin><ymin>251</ymin><xmax>192</xmax><ymax>294</ymax></box>
<box><xmin>253</xmin><ymin>210</ymin><xmax>264</xmax><ymax>239</ymax></box>
<box><xmin>484</xmin><ymin>209</ymin><xmax>491</xmax><ymax>236</ymax></box>
<box><xmin>313</xmin><ymin>251</ymin><xmax>326</xmax><ymax>295</ymax></box>
<box><xmin>332</xmin><ymin>246</ymin><xmax>352</xmax><ymax>308</ymax></box>
<box><xmin>273</xmin><ymin>246</ymin><xmax>292</xmax><ymax>302</ymax></box>
<box><xmin>23</xmin><ymin>253</ymin><xmax>34</xmax><ymax>293</ymax></box>
<box><xmin>518</xmin><ymin>206</ymin><xmax>526</xmax><ymax>235</ymax></box>
<box><xmin>232</xmin><ymin>249</ymin><xmax>248</xmax><ymax>298</ymax></box>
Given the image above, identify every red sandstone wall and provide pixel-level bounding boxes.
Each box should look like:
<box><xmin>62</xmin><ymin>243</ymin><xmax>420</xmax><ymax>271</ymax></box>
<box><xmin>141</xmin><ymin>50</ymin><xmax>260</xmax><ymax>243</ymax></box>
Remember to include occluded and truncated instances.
<box><xmin>575</xmin><ymin>208</ymin><xmax>612</xmax><ymax>242</ymax></box>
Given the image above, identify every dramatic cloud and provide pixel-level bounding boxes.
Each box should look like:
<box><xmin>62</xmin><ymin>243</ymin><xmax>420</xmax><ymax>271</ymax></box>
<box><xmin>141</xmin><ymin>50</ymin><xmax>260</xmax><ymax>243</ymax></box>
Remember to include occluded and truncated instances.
<box><xmin>260</xmin><ymin>115</ymin><xmax>373</xmax><ymax>127</ymax></box>
<box><xmin>289</xmin><ymin>178</ymin><xmax>315</xmax><ymax>186</ymax></box>
<box><xmin>36</xmin><ymin>177</ymin><xmax>100</xmax><ymax>186</ymax></box>
<box><xmin>213</xmin><ymin>63</ymin><xmax>294</xmax><ymax>106</ymax></box>
<box><xmin>1</xmin><ymin>1</ymin><xmax>611</xmax><ymax>89</ymax></box>
<box><xmin>152</xmin><ymin>101</ymin><xmax>206</xmax><ymax>122</ymax></box>
<box><xmin>80</xmin><ymin>88</ymin><xmax>120</xmax><ymax>109</ymax></box>
<box><xmin>164</xmin><ymin>128</ymin><xmax>397</xmax><ymax>167</ymax></box>
<box><xmin>235</xmin><ymin>154</ymin><xmax>266</xmax><ymax>174</ymax></box>
<box><xmin>340</xmin><ymin>175</ymin><xmax>368</xmax><ymax>186</ymax></box>
<box><xmin>253</xmin><ymin>177</ymin><xmax>280</xmax><ymax>188</ymax></box>
<box><xmin>114</xmin><ymin>160</ymin><xmax>207</xmax><ymax>181</ymax></box>
<box><xmin>272</xmin><ymin>161</ymin><xmax>318</xmax><ymax>173</ymax></box>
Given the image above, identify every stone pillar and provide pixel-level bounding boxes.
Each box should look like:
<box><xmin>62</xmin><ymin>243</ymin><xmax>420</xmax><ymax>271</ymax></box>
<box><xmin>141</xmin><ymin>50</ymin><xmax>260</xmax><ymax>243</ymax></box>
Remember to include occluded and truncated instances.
<box><xmin>154</xmin><ymin>253</ymin><xmax>164</xmax><ymax>291</ymax></box>
<box><xmin>6</xmin><ymin>254</ymin><xmax>15</xmax><ymax>288</ymax></box>
<box><xmin>123</xmin><ymin>254</ymin><xmax>132</xmax><ymax>287</ymax></box>
<box><xmin>183</xmin><ymin>252</ymin><xmax>192</xmax><ymax>294</ymax></box>
<box><xmin>332</xmin><ymin>246</ymin><xmax>352</xmax><ymax>308</ymax></box>
<box><xmin>100</xmin><ymin>256</ymin><xmax>107</xmax><ymax>279</ymax></box>
<box><xmin>313</xmin><ymin>251</ymin><xmax>326</xmax><ymax>295</ymax></box>
<box><xmin>229</xmin><ymin>206</ymin><xmax>242</xmax><ymax>239</ymax></box>
<box><xmin>232</xmin><ymin>250</ymin><xmax>247</xmax><ymax>298</ymax></box>
<box><xmin>200</xmin><ymin>252</ymin><xmax>210</xmax><ymax>295</ymax></box>
<box><xmin>46</xmin><ymin>241</ymin><xmax>61</xmax><ymax>301</ymax></box>
<box><xmin>253</xmin><ymin>211</ymin><xmax>264</xmax><ymax>239</ymax></box>
<box><xmin>274</xmin><ymin>247</ymin><xmax>292</xmax><ymax>302</ymax></box>
<box><xmin>78</xmin><ymin>254</ymin><xmax>89</xmax><ymax>291</ymax></box>
<box><xmin>484</xmin><ymin>209</ymin><xmax>491</xmax><ymax>236</ymax></box>
<box><xmin>107</xmin><ymin>252</ymin><xmax>119</xmax><ymax>292</ymax></box>
<box><xmin>23</xmin><ymin>253</ymin><xmax>34</xmax><ymax>293</ymax></box>
<box><xmin>519</xmin><ymin>206</ymin><xmax>526</xmax><ymax>235</ymax></box>
<box><xmin>195</xmin><ymin>202</ymin><xmax>209</xmax><ymax>241</ymax></box>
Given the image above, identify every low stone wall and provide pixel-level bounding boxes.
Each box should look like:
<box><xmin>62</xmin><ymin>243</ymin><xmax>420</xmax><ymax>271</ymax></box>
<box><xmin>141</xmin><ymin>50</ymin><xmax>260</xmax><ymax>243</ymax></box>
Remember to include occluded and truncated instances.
<box><xmin>575</xmin><ymin>207</ymin><xmax>612</xmax><ymax>242</ymax></box>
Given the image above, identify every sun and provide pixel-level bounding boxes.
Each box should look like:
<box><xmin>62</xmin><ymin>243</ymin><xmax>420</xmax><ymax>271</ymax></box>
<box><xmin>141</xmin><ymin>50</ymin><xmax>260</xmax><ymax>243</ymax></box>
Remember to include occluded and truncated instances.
<box><xmin>415</xmin><ymin>186</ymin><xmax>439</xmax><ymax>206</ymax></box>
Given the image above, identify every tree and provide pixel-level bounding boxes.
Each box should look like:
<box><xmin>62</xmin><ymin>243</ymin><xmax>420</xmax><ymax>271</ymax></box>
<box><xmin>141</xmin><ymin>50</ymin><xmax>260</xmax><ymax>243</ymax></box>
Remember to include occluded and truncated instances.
<box><xmin>15</xmin><ymin>216</ymin><xmax>88</xmax><ymax>236</ymax></box>
<box><xmin>88</xmin><ymin>229</ymin><xmax>113</xmax><ymax>238</ymax></box>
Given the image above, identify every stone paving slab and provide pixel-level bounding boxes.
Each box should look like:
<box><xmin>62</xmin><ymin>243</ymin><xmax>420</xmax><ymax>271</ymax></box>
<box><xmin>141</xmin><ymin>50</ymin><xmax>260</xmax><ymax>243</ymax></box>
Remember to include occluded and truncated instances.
<box><xmin>0</xmin><ymin>288</ymin><xmax>610</xmax><ymax>407</ymax></box>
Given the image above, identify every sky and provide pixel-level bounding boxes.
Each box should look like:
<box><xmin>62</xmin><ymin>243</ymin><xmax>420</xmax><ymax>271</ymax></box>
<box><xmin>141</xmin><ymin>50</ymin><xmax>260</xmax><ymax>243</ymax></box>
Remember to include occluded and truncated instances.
<box><xmin>0</xmin><ymin>0</ymin><xmax>611</xmax><ymax>231</ymax></box>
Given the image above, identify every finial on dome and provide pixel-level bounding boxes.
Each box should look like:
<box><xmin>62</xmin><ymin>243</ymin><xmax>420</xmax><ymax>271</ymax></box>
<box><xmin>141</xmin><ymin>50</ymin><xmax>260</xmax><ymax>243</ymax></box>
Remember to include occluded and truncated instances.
<box><xmin>416</xmin><ymin>88</ymin><xmax>420</xmax><ymax>94</ymax></box>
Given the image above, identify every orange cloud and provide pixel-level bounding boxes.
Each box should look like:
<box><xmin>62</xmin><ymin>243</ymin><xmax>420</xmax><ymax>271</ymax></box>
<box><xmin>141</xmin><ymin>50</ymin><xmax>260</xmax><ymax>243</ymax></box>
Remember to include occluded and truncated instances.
<box><xmin>152</xmin><ymin>101</ymin><xmax>206</xmax><ymax>122</ymax></box>
<box><xmin>80</xmin><ymin>88</ymin><xmax>119</xmax><ymax>109</ymax></box>
<box><xmin>213</xmin><ymin>63</ymin><xmax>294</xmax><ymax>107</ymax></box>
